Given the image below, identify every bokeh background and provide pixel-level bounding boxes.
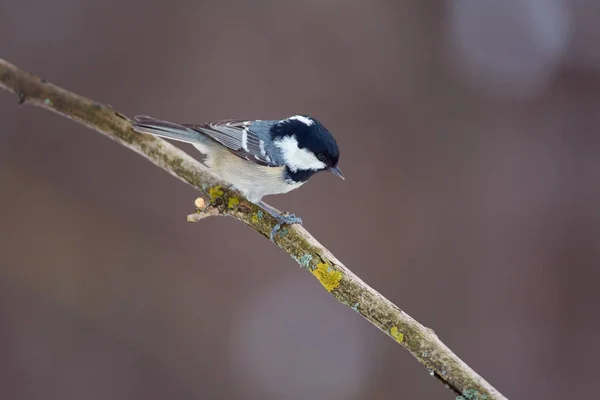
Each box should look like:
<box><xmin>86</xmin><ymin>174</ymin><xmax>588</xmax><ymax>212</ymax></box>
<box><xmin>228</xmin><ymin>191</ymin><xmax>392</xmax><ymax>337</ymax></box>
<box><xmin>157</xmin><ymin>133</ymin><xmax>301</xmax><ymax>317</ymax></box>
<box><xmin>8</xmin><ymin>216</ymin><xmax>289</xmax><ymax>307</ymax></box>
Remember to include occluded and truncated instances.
<box><xmin>2</xmin><ymin>1</ymin><xmax>600</xmax><ymax>399</ymax></box>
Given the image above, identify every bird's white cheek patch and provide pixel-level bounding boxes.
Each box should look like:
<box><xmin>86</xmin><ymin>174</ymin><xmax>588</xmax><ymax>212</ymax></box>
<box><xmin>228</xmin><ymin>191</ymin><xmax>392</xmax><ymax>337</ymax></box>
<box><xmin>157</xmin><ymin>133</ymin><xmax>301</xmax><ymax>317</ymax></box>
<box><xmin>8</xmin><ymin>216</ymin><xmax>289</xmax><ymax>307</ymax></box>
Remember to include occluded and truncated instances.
<box><xmin>274</xmin><ymin>136</ymin><xmax>326</xmax><ymax>172</ymax></box>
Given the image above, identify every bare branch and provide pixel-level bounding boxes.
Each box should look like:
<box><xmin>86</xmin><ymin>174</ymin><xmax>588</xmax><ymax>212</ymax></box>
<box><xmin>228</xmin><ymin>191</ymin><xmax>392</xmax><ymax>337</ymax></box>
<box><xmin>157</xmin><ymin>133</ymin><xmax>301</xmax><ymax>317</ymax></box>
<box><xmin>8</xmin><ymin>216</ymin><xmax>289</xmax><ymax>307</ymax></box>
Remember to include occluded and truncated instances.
<box><xmin>0</xmin><ymin>58</ymin><xmax>507</xmax><ymax>400</ymax></box>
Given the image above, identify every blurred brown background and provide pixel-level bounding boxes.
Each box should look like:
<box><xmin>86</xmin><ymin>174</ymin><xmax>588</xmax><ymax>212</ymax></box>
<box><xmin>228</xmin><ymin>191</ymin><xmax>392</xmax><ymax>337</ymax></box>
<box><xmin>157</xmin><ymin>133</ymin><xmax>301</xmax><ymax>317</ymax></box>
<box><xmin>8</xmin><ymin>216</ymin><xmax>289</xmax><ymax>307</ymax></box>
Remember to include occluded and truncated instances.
<box><xmin>2</xmin><ymin>1</ymin><xmax>600</xmax><ymax>399</ymax></box>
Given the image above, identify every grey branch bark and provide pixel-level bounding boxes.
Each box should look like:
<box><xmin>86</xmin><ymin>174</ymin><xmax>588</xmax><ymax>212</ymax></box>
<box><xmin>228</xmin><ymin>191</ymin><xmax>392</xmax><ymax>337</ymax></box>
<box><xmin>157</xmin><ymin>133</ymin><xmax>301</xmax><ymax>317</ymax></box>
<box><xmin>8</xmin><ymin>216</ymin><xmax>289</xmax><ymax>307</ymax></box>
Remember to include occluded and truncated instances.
<box><xmin>0</xmin><ymin>58</ymin><xmax>507</xmax><ymax>400</ymax></box>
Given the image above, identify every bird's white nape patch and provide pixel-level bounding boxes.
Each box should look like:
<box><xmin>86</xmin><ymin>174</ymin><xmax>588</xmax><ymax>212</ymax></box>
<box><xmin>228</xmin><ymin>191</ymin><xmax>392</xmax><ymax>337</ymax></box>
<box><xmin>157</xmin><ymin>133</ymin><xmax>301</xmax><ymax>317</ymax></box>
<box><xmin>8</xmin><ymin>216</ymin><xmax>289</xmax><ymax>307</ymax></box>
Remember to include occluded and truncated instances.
<box><xmin>241</xmin><ymin>128</ymin><xmax>249</xmax><ymax>151</ymax></box>
<box><xmin>274</xmin><ymin>135</ymin><xmax>326</xmax><ymax>172</ymax></box>
<box><xmin>287</xmin><ymin>115</ymin><xmax>314</xmax><ymax>126</ymax></box>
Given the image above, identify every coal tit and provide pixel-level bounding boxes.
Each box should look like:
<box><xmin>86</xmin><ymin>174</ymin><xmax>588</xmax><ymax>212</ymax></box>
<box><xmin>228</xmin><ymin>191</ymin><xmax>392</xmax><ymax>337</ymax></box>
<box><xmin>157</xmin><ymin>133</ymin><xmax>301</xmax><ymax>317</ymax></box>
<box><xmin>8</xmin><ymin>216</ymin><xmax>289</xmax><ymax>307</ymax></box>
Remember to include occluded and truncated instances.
<box><xmin>132</xmin><ymin>115</ymin><xmax>344</xmax><ymax>240</ymax></box>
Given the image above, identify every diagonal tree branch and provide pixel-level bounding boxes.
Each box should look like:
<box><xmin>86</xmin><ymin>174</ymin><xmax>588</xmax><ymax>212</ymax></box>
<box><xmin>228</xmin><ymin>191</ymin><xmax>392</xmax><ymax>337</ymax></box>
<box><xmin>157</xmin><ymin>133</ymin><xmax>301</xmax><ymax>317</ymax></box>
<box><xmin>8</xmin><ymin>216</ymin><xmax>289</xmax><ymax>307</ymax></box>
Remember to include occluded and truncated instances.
<box><xmin>0</xmin><ymin>58</ymin><xmax>507</xmax><ymax>400</ymax></box>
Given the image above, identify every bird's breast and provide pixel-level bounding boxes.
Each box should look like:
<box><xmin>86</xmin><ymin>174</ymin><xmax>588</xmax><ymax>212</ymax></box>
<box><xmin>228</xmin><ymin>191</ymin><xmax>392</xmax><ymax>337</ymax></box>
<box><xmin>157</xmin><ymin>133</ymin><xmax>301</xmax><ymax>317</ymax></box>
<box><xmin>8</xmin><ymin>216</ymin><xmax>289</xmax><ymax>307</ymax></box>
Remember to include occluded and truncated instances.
<box><xmin>206</xmin><ymin>151</ymin><xmax>306</xmax><ymax>202</ymax></box>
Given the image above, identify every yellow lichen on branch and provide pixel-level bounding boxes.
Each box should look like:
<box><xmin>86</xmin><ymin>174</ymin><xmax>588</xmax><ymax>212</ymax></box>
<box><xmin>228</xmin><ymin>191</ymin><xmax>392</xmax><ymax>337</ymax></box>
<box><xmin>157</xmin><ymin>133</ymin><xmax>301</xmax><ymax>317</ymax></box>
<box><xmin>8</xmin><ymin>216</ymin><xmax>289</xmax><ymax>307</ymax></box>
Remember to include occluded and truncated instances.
<box><xmin>311</xmin><ymin>262</ymin><xmax>343</xmax><ymax>292</ymax></box>
<box><xmin>390</xmin><ymin>326</ymin><xmax>404</xmax><ymax>343</ymax></box>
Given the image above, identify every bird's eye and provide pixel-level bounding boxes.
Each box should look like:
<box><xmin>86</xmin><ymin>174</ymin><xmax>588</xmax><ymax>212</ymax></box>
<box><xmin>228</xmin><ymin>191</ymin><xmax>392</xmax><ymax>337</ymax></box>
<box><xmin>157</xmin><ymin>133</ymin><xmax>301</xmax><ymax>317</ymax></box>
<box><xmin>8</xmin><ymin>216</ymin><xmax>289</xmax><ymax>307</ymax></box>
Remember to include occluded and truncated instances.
<box><xmin>317</xmin><ymin>153</ymin><xmax>326</xmax><ymax>162</ymax></box>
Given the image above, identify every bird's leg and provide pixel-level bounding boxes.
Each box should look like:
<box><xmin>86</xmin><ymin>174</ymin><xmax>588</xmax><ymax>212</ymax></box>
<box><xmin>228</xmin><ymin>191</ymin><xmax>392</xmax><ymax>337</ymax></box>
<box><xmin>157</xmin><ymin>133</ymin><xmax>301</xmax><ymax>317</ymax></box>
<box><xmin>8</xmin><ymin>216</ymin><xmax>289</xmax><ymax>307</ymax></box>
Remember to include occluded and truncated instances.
<box><xmin>257</xmin><ymin>201</ymin><xmax>303</xmax><ymax>242</ymax></box>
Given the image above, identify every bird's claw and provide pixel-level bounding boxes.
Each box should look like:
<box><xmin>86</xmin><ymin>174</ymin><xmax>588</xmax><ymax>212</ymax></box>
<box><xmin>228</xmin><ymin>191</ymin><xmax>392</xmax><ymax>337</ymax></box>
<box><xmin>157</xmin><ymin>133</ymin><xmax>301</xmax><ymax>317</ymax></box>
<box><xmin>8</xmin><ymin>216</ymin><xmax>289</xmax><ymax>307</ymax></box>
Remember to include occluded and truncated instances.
<box><xmin>270</xmin><ymin>213</ymin><xmax>303</xmax><ymax>242</ymax></box>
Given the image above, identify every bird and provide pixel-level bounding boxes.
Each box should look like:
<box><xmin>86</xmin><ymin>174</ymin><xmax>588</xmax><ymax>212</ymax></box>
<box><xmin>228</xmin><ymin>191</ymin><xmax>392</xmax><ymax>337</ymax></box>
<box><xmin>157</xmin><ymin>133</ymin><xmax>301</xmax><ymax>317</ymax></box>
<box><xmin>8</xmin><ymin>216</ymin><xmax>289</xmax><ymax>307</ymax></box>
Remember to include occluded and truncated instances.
<box><xmin>131</xmin><ymin>114</ymin><xmax>344</xmax><ymax>240</ymax></box>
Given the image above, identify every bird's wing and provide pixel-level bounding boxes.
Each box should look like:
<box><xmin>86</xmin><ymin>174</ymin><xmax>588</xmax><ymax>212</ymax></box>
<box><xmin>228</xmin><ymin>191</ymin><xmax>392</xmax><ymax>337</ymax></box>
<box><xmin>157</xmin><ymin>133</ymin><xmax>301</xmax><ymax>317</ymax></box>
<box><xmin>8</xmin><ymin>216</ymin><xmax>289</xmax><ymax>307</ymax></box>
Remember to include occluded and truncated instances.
<box><xmin>184</xmin><ymin>120</ymin><xmax>280</xmax><ymax>167</ymax></box>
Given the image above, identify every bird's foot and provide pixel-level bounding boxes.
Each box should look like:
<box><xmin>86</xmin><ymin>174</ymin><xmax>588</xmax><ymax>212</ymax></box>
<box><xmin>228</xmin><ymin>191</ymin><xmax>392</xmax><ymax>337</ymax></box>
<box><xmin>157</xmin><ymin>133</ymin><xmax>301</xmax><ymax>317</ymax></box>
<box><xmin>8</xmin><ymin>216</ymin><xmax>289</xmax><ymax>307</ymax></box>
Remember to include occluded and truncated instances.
<box><xmin>256</xmin><ymin>201</ymin><xmax>303</xmax><ymax>242</ymax></box>
<box><xmin>270</xmin><ymin>213</ymin><xmax>303</xmax><ymax>242</ymax></box>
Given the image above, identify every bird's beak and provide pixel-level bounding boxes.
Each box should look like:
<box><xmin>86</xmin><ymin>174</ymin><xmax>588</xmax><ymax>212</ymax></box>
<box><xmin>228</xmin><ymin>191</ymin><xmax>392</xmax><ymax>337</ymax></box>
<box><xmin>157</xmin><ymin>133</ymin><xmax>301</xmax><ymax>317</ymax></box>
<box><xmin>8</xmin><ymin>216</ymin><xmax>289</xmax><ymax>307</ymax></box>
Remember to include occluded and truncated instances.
<box><xmin>328</xmin><ymin>166</ymin><xmax>345</xmax><ymax>180</ymax></box>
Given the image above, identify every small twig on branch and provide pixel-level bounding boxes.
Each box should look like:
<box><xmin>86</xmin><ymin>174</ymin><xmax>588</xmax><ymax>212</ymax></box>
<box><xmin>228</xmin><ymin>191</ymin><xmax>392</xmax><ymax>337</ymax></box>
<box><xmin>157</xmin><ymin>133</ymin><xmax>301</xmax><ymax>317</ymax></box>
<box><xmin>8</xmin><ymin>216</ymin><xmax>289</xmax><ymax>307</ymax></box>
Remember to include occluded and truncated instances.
<box><xmin>0</xmin><ymin>58</ymin><xmax>507</xmax><ymax>400</ymax></box>
<box><xmin>187</xmin><ymin>198</ymin><xmax>222</xmax><ymax>222</ymax></box>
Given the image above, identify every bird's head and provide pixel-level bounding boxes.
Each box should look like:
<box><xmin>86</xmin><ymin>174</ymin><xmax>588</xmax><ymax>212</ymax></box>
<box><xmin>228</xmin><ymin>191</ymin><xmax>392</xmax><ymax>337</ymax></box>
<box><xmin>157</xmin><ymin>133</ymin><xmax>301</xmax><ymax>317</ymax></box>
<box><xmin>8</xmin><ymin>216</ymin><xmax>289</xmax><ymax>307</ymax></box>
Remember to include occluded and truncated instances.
<box><xmin>270</xmin><ymin>115</ymin><xmax>344</xmax><ymax>180</ymax></box>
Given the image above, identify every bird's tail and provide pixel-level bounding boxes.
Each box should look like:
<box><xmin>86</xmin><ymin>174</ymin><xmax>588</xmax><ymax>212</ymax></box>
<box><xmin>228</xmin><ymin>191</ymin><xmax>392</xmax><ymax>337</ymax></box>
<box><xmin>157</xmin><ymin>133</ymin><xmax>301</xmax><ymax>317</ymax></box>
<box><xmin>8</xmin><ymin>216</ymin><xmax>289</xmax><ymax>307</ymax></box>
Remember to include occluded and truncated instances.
<box><xmin>132</xmin><ymin>115</ymin><xmax>208</xmax><ymax>145</ymax></box>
